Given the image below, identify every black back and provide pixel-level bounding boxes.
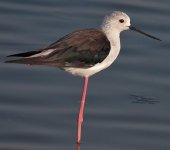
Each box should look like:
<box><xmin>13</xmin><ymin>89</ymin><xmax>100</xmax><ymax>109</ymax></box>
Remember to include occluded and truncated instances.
<box><xmin>6</xmin><ymin>29</ymin><xmax>111</xmax><ymax>68</ymax></box>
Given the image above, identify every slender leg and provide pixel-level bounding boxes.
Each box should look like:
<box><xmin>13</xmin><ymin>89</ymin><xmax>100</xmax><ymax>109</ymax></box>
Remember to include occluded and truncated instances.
<box><xmin>77</xmin><ymin>77</ymin><xmax>89</xmax><ymax>144</ymax></box>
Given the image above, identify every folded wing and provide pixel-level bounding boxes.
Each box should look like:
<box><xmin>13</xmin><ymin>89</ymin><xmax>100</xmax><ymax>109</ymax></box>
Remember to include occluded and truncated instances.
<box><xmin>5</xmin><ymin>29</ymin><xmax>111</xmax><ymax>68</ymax></box>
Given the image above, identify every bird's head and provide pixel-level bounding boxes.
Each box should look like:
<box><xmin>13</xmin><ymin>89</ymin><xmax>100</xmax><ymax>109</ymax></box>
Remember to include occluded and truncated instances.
<box><xmin>102</xmin><ymin>11</ymin><xmax>131</xmax><ymax>32</ymax></box>
<box><xmin>102</xmin><ymin>11</ymin><xmax>161</xmax><ymax>41</ymax></box>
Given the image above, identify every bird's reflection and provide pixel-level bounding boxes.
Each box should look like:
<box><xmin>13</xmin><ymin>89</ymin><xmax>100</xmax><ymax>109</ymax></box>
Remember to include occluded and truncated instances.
<box><xmin>77</xmin><ymin>143</ymin><xmax>81</xmax><ymax>150</ymax></box>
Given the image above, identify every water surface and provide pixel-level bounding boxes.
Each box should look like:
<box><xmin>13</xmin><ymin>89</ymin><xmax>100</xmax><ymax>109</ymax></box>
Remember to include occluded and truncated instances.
<box><xmin>0</xmin><ymin>0</ymin><xmax>170</xmax><ymax>150</ymax></box>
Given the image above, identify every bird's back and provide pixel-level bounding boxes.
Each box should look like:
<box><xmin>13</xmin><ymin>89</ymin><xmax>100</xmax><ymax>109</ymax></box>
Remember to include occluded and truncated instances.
<box><xmin>6</xmin><ymin>29</ymin><xmax>111</xmax><ymax>69</ymax></box>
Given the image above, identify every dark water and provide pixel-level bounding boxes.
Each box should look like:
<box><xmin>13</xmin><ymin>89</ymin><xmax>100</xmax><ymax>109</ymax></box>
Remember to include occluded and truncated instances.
<box><xmin>0</xmin><ymin>0</ymin><xmax>170</xmax><ymax>150</ymax></box>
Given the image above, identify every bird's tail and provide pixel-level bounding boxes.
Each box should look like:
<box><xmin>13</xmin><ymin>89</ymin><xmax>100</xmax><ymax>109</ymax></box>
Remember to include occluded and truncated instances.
<box><xmin>5</xmin><ymin>55</ymin><xmax>64</xmax><ymax>67</ymax></box>
<box><xmin>5</xmin><ymin>57</ymin><xmax>45</xmax><ymax>65</ymax></box>
<box><xmin>5</xmin><ymin>50</ymin><xmax>45</xmax><ymax>65</ymax></box>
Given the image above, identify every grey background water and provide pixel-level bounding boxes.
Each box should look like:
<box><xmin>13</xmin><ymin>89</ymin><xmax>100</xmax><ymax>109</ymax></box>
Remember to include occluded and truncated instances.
<box><xmin>0</xmin><ymin>0</ymin><xmax>170</xmax><ymax>150</ymax></box>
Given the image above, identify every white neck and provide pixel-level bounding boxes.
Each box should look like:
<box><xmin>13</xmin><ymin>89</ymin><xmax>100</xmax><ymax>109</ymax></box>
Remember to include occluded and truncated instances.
<box><xmin>102</xmin><ymin>28</ymin><xmax>121</xmax><ymax>58</ymax></box>
<box><xmin>103</xmin><ymin>28</ymin><xmax>120</xmax><ymax>47</ymax></box>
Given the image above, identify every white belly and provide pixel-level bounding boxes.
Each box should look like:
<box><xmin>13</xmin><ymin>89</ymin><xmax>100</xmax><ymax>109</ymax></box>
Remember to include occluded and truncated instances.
<box><xmin>64</xmin><ymin>46</ymin><xmax>120</xmax><ymax>77</ymax></box>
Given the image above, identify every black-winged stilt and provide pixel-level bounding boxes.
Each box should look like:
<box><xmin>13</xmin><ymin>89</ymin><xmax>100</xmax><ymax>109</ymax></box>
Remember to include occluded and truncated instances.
<box><xmin>5</xmin><ymin>11</ymin><xmax>161</xmax><ymax>144</ymax></box>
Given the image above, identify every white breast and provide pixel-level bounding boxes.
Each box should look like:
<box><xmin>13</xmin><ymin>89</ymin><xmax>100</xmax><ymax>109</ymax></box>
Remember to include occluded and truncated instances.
<box><xmin>64</xmin><ymin>44</ymin><xmax>120</xmax><ymax>77</ymax></box>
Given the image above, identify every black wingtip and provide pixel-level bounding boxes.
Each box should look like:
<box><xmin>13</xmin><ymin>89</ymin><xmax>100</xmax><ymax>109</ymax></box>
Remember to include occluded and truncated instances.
<box><xmin>6</xmin><ymin>50</ymin><xmax>42</xmax><ymax>58</ymax></box>
<box><xmin>6</xmin><ymin>54</ymin><xmax>21</xmax><ymax>57</ymax></box>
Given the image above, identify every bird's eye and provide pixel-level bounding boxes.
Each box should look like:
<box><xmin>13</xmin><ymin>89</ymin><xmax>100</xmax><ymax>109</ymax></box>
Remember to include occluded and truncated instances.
<box><xmin>119</xmin><ymin>19</ymin><xmax>124</xmax><ymax>23</ymax></box>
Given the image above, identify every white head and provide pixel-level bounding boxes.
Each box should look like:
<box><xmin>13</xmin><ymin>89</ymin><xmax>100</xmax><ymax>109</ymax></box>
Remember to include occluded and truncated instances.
<box><xmin>102</xmin><ymin>11</ymin><xmax>161</xmax><ymax>41</ymax></box>
<box><xmin>102</xmin><ymin>11</ymin><xmax>131</xmax><ymax>33</ymax></box>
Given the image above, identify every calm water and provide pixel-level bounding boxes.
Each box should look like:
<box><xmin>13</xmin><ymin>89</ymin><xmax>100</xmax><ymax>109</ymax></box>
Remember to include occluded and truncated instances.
<box><xmin>0</xmin><ymin>0</ymin><xmax>170</xmax><ymax>150</ymax></box>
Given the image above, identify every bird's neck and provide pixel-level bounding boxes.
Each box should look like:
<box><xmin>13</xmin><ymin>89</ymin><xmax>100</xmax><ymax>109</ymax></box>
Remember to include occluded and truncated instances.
<box><xmin>103</xmin><ymin>28</ymin><xmax>121</xmax><ymax>50</ymax></box>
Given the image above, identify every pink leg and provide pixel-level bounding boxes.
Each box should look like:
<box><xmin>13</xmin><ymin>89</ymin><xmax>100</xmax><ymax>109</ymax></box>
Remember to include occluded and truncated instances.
<box><xmin>77</xmin><ymin>77</ymin><xmax>89</xmax><ymax>144</ymax></box>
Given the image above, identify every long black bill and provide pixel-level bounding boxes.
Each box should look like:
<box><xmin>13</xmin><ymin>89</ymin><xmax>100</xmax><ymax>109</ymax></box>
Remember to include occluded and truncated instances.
<box><xmin>129</xmin><ymin>26</ymin><xmax>161</xmax><ymax>41</ymax></box>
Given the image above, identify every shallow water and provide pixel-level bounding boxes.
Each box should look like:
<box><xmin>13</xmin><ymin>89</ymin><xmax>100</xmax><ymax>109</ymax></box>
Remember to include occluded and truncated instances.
<box><xmin>0</xmin><ymin>0</ymin><xmax>170</xmax><ymax>150</ymax></box>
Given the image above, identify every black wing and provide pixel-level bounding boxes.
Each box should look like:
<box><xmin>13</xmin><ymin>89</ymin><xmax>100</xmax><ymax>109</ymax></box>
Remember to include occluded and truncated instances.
<box><xmin>5</xmin><ymin>29</ymin><xmax>111</xmax><ymax>68</ymax></box>
<box><xmin>7</xmin><ymin>50</ymin><xmax>43</xmax><ymax>57</ymax></box>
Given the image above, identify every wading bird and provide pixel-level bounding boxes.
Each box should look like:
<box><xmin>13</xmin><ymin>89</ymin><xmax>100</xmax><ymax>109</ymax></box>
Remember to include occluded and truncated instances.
<box><xmin>5</xmin><ymin>11</ymin><xmax>161</xmax><ymax>144</ymax></box>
